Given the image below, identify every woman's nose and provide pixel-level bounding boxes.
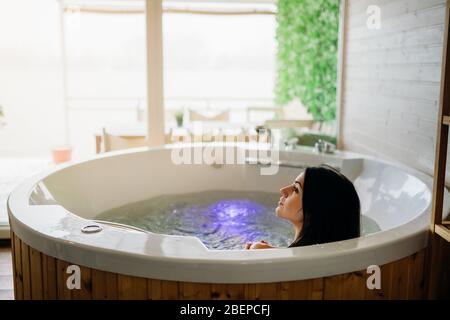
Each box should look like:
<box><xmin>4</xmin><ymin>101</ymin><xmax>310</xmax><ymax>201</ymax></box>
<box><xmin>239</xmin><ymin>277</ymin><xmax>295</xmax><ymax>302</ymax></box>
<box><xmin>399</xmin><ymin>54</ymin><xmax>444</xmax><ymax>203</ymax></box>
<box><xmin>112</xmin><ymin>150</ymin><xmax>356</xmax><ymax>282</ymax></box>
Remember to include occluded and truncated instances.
<box><xmin>280</xmin><ymin>185</ymin><xmax>291</xmax><ymax>196</ymax></box>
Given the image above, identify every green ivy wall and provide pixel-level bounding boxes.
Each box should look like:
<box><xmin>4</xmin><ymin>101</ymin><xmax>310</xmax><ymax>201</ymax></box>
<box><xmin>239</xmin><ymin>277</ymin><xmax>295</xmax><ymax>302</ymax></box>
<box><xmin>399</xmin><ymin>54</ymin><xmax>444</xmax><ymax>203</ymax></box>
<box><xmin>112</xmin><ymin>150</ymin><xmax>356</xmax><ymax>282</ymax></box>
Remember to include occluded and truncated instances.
<box><xmin>275</xmin><ymin>0</ymin><xmax>340</xmax><ymax>122</ymax></box>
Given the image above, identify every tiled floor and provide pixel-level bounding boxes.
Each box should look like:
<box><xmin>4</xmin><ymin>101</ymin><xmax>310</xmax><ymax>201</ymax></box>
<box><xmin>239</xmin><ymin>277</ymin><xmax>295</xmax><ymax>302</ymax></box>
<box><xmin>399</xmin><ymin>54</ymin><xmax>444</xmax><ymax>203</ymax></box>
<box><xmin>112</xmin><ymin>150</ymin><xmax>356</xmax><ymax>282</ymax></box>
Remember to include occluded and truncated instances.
<box><xmin>0</xmin><ymin>244</ymin><xmax>13</xmax><ymax>300</ymax></box>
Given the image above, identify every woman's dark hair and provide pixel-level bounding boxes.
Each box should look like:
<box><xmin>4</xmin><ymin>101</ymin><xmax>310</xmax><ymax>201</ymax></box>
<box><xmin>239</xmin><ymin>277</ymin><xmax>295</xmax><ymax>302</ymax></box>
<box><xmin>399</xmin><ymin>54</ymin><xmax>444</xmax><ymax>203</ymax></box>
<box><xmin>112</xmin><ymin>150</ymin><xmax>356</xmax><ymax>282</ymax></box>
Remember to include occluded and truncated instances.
<box><xmin>289</xmin><ymin>165</ymin><xmax>360</xmax><ymax>247</ymax></box>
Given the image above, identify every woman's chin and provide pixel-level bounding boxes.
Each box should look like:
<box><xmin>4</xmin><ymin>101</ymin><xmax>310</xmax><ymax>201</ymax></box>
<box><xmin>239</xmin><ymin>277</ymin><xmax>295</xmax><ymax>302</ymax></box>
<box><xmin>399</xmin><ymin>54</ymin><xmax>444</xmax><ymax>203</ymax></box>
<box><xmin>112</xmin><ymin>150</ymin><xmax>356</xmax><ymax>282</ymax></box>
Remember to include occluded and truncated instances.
<box><xmin>275</xmin><ymin>206</ymin><xmax>282</xmax><ymax>217</ymax></box>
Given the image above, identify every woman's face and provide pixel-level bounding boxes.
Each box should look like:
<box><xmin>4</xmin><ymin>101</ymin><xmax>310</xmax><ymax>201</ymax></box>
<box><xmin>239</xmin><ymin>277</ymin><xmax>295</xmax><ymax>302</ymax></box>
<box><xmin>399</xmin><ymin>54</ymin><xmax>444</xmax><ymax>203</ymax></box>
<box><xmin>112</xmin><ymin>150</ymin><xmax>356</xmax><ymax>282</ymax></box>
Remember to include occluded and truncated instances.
<box><xmin>276</xmin><ymin>172</ymin><xmax>304</xmax><ymax>224</ymax></box>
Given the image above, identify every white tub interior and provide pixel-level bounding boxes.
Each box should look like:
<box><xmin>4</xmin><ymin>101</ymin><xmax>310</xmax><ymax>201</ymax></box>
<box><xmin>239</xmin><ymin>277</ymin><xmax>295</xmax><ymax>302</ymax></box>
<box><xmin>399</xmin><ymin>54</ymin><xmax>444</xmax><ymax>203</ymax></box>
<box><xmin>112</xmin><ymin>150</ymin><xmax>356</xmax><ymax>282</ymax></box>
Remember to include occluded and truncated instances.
<box><xmin>30</xmin><ymin>147</ymin><xmax>432</xmax><ymax>234</ymax></box>
<box><xmin>10</xmin><ymin>146</ymin><xmax>450</xmax><ymax>283</ymax></box>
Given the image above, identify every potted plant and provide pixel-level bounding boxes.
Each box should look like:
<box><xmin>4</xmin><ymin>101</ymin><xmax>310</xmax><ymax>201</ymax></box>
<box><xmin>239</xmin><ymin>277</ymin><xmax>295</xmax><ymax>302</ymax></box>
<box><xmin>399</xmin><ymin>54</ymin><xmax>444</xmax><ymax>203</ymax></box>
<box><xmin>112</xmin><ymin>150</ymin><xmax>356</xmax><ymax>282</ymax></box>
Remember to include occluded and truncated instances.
<box><xmin>0</xmin><ymin>105</ymin><xmax>6</xmax><ymax>129</ymax></box>
<box><xmin>174</xmin><ymin>110</ymin><xmax>184</xmax><ymax>127</ymax></box>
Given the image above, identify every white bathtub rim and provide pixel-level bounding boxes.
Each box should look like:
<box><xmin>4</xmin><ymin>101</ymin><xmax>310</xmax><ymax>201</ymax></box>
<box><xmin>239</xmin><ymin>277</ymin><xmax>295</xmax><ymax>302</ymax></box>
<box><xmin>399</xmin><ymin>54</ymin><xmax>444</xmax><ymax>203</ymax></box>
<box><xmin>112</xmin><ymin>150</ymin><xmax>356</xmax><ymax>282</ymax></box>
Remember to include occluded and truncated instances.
<box><xmin>7</xmin><ymin>146</ymin><xmax>448</xmax><ymax>283</ymax></box>
<box><xmin>7</xmin><ymin>204</ymin><xmax>430</xmax><ymax>283</ymax></box>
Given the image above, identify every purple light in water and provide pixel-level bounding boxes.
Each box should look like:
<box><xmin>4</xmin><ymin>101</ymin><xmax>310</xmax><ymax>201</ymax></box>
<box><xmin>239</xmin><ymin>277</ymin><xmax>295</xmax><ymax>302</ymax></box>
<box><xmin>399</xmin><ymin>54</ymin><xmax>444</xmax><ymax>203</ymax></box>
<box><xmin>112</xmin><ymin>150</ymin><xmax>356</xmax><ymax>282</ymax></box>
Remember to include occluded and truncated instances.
<box><xmin>208</xmin><ymin>199</ymin><xmax>265</xmax><ymax>221</ymax></box>
<box><xmin>203</xmin><ymin>199</ymin><xmax>269</xmax><ymax>242</ymax></box>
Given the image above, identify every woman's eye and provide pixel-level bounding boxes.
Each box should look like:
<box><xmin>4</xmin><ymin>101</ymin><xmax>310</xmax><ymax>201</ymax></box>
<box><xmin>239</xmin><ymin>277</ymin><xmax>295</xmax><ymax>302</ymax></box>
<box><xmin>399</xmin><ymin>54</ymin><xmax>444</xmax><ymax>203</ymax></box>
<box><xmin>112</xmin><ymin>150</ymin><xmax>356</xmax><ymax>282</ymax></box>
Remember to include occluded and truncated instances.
<box><xmin>293</xmin><ymin>186</ymin><xmax>299</xmax><ymax>193</ymax></box>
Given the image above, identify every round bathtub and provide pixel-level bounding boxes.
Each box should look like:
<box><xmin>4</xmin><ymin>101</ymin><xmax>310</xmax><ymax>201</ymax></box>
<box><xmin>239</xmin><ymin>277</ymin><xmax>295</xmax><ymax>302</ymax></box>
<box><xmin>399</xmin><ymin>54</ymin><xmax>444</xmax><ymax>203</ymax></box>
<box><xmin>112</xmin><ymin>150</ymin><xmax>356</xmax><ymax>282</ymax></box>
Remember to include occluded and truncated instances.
<box><xmin>7</xmin><ymin>145</ymin><xmax>450</xmax><ymax>299</ymax></box>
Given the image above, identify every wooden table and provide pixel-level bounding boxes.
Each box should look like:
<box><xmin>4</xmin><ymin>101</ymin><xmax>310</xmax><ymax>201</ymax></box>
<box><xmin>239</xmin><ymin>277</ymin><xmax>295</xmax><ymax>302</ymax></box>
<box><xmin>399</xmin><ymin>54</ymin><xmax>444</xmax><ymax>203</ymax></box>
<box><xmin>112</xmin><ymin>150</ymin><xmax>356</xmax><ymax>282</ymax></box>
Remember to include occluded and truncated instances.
<box><xmin>95</xmin><ymin>122</ymin><xmax>258</xmax><ymax>154</ymax></box>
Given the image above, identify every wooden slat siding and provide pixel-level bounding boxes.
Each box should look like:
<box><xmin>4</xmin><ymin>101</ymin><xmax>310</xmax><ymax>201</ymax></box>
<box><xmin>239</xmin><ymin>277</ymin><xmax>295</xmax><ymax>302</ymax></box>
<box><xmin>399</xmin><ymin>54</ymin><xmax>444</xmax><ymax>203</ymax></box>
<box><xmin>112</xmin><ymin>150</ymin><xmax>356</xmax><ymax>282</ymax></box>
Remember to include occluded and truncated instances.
<box><xmin>224</xmin><ymin>284</ymin><xmax>246</xmax><ymax>300</ymax></box>
<box><xmin>29</xmin><ymin>247</ymin><xmax>43</xmax><ymax>300</ymax></box>
<box><xmin>20</xmin><ymin>240</ymin><xmax>31</xmax><ymax>300</ymax></box>
<box><xmin>8</xmin><ymin>232</ymin><xmax>448</xmax><ymax>299</ymax></box>
<box><xmin>150</xmin><ymin>279</ymin><xmax>162</xmax><ymax>299</ymax></box>
<box><xmin>438</xmin><ymin>239</ymin><xmax>450</xmax><ymax>298</ymax></box>
<box><xmin>244</xmin><ymin>284</ymin><xmax>257</xmax><ymax>299</ymax></box>
<box><xmin>278</xmin><ymin>281</ymin><xmax>291</xmax><ymax>300</ymax></box>
<box><xmin>341</xmin><ymin>0</ymin><xmax>450</xmax><ymax>184</ymax></box>
<box><xmin>323</xmin><ymin>274</ymin><xmax>343</xmax><ymax>299</ymax></box>
<box><xmin>42</xmin><ymin>254</ymin><xmax>57</xmax><ymax>299</ymax></box>
<box><xmin>254</xmin><ymin>283</ymin><xmax>278</xmax><ymax>300</ymax></box>
<box><xmin>344</xmin><ymin>272</ymin><xmax>367</xmax><ymax>300</ymax></box>
<box><xmin>309</xmin><ymin>278</ymin><xmax>325</xmax><ymax>300</ymax></box>
<box><xmin>378</xmin><ymin>262</ymin><xmax>393</xmax><ymax>299</ymax></box>
<box><xmin>282</xmin><ymin>279</ymin><xmax>322</xmax><ymax>300</ymax></box>
<box><xmin>161</xmin><ymin>280</ymin><xmax>179</xmax><ymax>299</ymax></box>
<box><xmin>10</xmin><ymin>229</ymin><xmax>15</xmax><ymax>290</ymax></box>
<box><xmin>102</xmin><ymin>272</ymin><xmax>116</xmax><ymax>299</ymax></box>
<box><xmin>388</xmin><ymin>256</ymin><xmax>411</xmax><ymax>299</ymax></box>
<box><xmin>56</xmin><ymin>260</ymin><xmax>72</xmax><ymax>300</ymax></box>
<box><xmin>407</xmin><ymin>250</ymin><xmax>427</xmax><ymax>299</ymax></box>
<box><xmin>80</xmin><ymin>266</ymin><xmax>93</xmax><ymax>299</ymax></box>
<box><xmin>13</xmin><ymin>235</ymin><xmax>23</xmax><ymax>300</ymax></box>
<box><xmin>71</xmin><ymin>266</ymin><xmax>92</xmax><ymax>300</ymax></box>
<box><xmin>147</xmin><ymin>280</ymin><xmax>158</xmax><ymax>299</ymax></box>
<box><xmin>210</xmin><ymin>284</ymin><xmax>227</xmax><ymax>300</ymax></box>
<box><xmin>117</xmin><ymin>274</ymin><xmax>147</xmax><ymax>300</ymax></box>
<box><xmin>91</xmin><ymin>269</ymin><xmax>107</xmax><ymax>299</ymax></box>
<box><xmin>179</xmin><ymin>282</ymin><xmax>211</xmax><ymax>299</ymax></box>
<box><xmin>92</xmin><ymin>269</ymin><xmax>118</xmax><ymax>299</ymax></box>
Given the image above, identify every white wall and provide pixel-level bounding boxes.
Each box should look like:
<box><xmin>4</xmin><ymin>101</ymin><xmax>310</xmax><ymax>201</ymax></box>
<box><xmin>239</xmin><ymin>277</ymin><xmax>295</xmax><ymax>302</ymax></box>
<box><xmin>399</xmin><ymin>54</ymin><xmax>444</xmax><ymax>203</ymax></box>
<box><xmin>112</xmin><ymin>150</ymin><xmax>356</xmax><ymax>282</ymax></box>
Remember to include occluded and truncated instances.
<box><xmin>0</xmin><ymin>0</ymin><xmax>65</xmax><ymax>157</ymax></box>
<box><xmin>341</xmin><ymin>0</ymin><xmax>447</xmax><ymax>180</ymax></box>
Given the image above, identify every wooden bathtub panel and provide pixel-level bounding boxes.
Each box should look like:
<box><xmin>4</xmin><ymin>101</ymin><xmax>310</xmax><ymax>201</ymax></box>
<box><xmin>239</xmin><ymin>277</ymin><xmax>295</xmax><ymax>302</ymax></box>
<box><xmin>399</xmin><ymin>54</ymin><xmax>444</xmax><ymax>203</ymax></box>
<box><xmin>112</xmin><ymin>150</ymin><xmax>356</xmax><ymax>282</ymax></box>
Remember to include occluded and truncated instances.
<box><xmin>91</xmin><ymin>269</ymin><xmax>119</xmax><ymax>300</ymax></box>
<box><xmin>117</xmin><ymin>274</ymin><xmax>147</xmax><ymax>300</ymax></box>
<box><xmin>11</xmin><ymin>232</ymin><xmax>449</xmax><ymax>300</ymax></box>
<box><xmin>254</xmin><ymin>282</ymin><xmax>278</xmax><ymax>300</ymax></box>
<box><xmin>10</xmin><ymin>230</ymin><xmax>17</xmax><ymax>298</ymax></box>
<box><xmin>71</xmin><ymin>266</ymin><xmax>92</xmax><ymax>300</ymax></box>
<box><xmin>179</xmin><ymin>282</ymin><xmax>211</xmax><ymax>299</ymax></box>
<box><xmin>20</xmin><ymin>240</ymin><xmax>31</xmax><ymax>300</ymax></box>
<box><xmin>42</xmin><ymin>254</ymin><xmax>57</xmax><ymax>299</ymax></box>
<box><xmin>91</xmin><ymin>269</ymin><xmax>106</xmax><ymax>299</ymax></box>
<box><xmin>211</xmin><ymin>284</ymin><xmax>245</xmax><ymax>300</ymax></box>
<box><xmin>324</xmin><ymin>271</ymin><xmax>367</xmax><ymax>299</ymax></box>
<box><xmin>29</xmin><ymin>247</ymin><xmax>43</xmax><ymax>300</ymax></box>
<box><xmin>277</xmin><ymin>279</ymin><xmax>323</xmax><ymax>299</ymax></box>
<box><xmin>149</xmin><ymin>279</ymin><xmax>180</xmax><ymax>299</ymax></box>
<box><xmin>161</xmin><ymin>280</ymin><xmax>180</xmax><ymax>299</ymax></box>
<box><xmin>244</xmin><ymin>283</ymin><xmax>256</xmax><ymax>299</ymax></box>
<box><xmin>56</xmin><ymin>260</ymin><xmax>72</xmax><ymax>300</ymax></box>
<box><xmin>149</xmin><ymin>279</ymin><xmax>162</xmax><ymax>299</ymax></box>
<box><xmin>407</xmin><ymin>250</ymin><xmax>426</xmax><ymax>299</ymax></box>
<box><xmin>388</xmin><ymin>256</ymin><xmax>411</xmax><ymax>299</ymax></box>
<box><xmin>12</xmin><ymin>234</ymin><xmax>23</xmax><ymax>300</ymax></box>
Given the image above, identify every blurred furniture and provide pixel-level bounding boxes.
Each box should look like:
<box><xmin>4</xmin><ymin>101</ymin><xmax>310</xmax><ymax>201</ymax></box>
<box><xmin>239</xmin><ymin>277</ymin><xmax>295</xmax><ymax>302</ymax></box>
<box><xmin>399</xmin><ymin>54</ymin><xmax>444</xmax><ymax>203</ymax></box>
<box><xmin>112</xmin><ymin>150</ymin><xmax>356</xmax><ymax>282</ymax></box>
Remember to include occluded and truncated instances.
<box><xmin>95</xmin><ymin>125</ymin><xmax>184</xmax><ymax>154</ymax></box>
<box><xmin>264</xmin><ymin>119</ymin><xmax>316</xmax><ymax>130</ymax></box>
<box><xmin>246</xmin><ymin>106</ymin><xmax>281</xmax><ymax>125</ymax></box>
<box><xmin>189</xmin><ymin>109</ymin><xmax>229</xmax><ymax>122</ymax></box>
<box><xmin>95</xmin><ymin>119</ymin><xmax>259</xmax><ymax>154</ymax></box>
<box><xmin>102</xmin><ymin>127</ymin><xmax>147</xmax><ymax>152</ymax></box>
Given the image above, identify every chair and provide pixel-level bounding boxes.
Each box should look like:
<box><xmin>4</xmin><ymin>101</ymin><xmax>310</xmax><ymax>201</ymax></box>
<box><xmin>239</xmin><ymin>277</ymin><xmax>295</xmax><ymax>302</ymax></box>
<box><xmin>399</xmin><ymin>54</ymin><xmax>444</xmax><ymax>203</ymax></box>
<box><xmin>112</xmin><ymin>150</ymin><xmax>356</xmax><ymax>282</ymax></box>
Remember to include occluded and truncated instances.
<box><xmin>102</xmin><ymin>128</ymin><xmax>147</xmax><ymax>152</ymax></box>
<box><xmin>246</xmin><ymin>106</ymin><xmax>281</xmax><ymax>125</ymax></box>
<box><xmin>188</xmin><ymin>109</ymin><xmax>229</xmax><ymax>122</ymax></box>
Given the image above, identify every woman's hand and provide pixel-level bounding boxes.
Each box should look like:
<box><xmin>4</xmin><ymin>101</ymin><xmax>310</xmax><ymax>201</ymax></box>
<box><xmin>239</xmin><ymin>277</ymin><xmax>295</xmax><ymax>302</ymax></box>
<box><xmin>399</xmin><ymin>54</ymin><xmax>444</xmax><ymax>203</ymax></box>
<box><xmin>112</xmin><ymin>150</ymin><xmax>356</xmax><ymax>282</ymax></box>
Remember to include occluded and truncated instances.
<box><xmin>243</xmin><ymin>240</ymin><xmax>273</xmax><ymax>250</ymax></box>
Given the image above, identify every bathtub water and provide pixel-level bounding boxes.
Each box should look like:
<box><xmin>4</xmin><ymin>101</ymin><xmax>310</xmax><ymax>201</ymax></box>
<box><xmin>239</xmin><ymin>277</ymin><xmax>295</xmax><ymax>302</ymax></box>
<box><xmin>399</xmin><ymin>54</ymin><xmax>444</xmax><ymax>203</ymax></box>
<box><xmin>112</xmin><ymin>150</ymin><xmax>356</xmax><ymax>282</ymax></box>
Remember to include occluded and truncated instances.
<box><xmin>96</xmin><ymin>190</ymin><xmax>381</xmax><ymax>250</ymax></box>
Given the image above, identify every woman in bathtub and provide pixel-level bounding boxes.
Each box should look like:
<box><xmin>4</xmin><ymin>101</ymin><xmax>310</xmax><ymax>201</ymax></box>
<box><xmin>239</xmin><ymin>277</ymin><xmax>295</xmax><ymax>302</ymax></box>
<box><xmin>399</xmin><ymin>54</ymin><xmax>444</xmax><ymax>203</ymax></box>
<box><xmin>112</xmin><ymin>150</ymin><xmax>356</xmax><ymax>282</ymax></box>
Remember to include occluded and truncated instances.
<box><xmin>244</xmin><ymin>165</ymin><xmax>361</xmax><ymax>249</ymax></box>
